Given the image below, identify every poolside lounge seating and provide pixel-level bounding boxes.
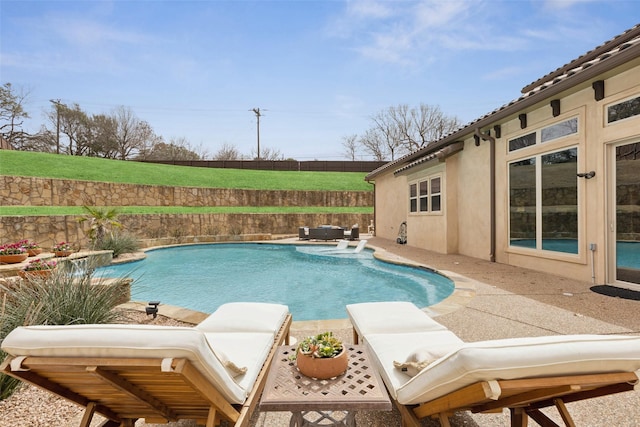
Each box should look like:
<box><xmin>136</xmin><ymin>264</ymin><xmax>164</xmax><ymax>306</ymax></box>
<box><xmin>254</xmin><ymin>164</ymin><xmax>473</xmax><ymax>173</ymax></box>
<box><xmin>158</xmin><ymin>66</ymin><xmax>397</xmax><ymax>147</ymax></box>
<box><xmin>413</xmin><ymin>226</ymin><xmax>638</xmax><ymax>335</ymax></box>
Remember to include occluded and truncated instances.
<box><xmin>346</xmin><ymin>301</ymin><xmax>640</xmax><ymax>427</ymax></box>
<box><xmin>1</xmin><ymin>302</ymin><xmax>292</xmax><ymax>427</ymax></box>
<box><xmin>343</xmin><ymin>224</ymin><xmax>360</xmax><ymax>240</ymax></box>
<box><xmin>308</xmin><ymin>226</ymin><xmax>345</xmax><ymax>241</ymax></box>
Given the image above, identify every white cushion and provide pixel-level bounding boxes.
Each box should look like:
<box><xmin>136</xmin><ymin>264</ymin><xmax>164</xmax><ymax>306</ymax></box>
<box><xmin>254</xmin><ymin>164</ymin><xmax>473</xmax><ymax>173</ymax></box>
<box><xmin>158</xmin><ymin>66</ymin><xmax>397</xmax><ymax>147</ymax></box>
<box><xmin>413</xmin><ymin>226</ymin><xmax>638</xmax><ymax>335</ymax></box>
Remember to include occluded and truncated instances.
<box><xmin>365</xmin><ymin>331</ymin><xmax>464</xmax><ymax>400</ymax></box>
<box><xmin>196</xmin><ymin>302</ymin><xmax>289</xmax><ymax>337</ymax></box>
<box><xmin>393</xmin><ymin>346</ymin><xmax>450</xmax><ymax>377</ymax></box>
<box><xmin>346</xmin><ymin>302</ymin><xmax>448</xmax><ymax>339</ymax></box>
<box><xmin>397</xmin><ymin>334</ymin><xmax>640</xmax><ymax>405</ymax></box>
<box><xmin>1</xmin><ymin>324</ymin><xmax>248</xmax><ymax>404</ymax></box>
<box><xmin>203</xmin><ymin>332</ymin><xmax>274</xmax><ymax>393</ymax></box>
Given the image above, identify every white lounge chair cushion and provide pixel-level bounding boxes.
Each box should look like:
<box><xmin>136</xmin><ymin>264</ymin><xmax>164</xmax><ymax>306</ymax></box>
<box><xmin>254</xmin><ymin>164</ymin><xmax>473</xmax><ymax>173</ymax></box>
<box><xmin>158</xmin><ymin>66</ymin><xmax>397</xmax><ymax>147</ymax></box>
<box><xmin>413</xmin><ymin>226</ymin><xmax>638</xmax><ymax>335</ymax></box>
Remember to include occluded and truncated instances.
<box><xmin>203</xmin><ymin>332</ymin><xmax>274</xmax><ymax>393</ymax></box>
<box><xmin>365</xmin><ymin>331</ymin><xmax>464</xmax><ymax>400</ymax></box>
<box><xmin>396</xmin><ymin>334</ymin><xmax>640</xmax><ymax>405</ymax></box>
<box><xmin>346</xmin><ymin>302</ymin><xmax>448</xmax><ymax>339</ymax></box>
<box><xmin>196</xmin><ymin>302</ymin><xmax>289</xmax><ymax>337</ymax></box>
<box><xmin>393</xmin><ymin>346</ymin><xmax>450</xmax><ymax>377</ymax></box>
<box><xmin>1</xmin><ymin>324</ymin><xmax>249</xmax><ymax>404</ymax></box>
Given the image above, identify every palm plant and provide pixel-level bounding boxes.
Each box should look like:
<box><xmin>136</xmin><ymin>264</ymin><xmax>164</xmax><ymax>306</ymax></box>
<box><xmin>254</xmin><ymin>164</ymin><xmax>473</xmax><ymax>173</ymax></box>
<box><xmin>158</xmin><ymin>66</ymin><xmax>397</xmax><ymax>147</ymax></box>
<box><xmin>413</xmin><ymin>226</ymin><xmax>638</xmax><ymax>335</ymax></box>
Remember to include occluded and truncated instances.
<box><xmin>78</xmin><ymin>206</ymin><xmax>122</xmax><ymax>248</ymax></box>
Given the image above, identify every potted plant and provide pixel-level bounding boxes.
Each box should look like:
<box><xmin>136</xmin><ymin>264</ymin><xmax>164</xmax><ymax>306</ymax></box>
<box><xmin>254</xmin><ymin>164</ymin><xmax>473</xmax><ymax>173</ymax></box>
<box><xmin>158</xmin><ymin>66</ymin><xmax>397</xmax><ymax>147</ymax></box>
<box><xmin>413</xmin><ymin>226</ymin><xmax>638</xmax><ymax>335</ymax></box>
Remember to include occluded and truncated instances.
<box><xmin>0</xmin><ymin>242</ymin><xmax>28</xmax><ymax>264</ymax></box>
<box><xmin>294</xmin><ymin>331</ymin><xmax>348</xmax><ymax>379</ymax></box>
<box><xmin>53</xmin><ymin>241</ymin><xmax>74</xmax><ymax>257</ymax></box>
<box><xmin>19</xmin><ymin>258</ymin><xmax>57</xmax><ymax>279</ymax></box>
<box><xmin>19</xmin><ymin>239</ymin><xmax>42</xmax><ymax>256</ymax></box>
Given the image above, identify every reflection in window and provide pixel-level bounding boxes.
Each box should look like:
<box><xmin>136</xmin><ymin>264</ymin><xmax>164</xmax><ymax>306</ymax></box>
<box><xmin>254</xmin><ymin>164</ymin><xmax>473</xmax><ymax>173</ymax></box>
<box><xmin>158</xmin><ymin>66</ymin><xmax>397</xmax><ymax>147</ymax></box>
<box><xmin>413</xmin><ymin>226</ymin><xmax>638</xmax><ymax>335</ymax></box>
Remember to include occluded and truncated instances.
<box><xmin>541</xmin><ymin>148</ymin><xmax>578</xmax><ymax>253</ymax></box>
<box><xmin>419</xmin><ymin>181</ymin><xmax>428</xmax><ymax>212</ymax></box>
<box><xmin>409</xmin><ymin>183</ymin><xmax>417</xmax><ymax>212</ymax></box>
<box><xmin>509</xmin><ymin>132</ymin><xmax>536</xmax><ymax>152</ymax></box>
<box><xmin>509</xmin><ymin>158</ymin><xmax>536</xmax><ymax>248</ymax></box>
<box><xmin>431</xmin><ymin>177</ymin><xmax>441</xmax><ymax>212</ymax></box>
<box><xmin>541</xmin><ymin>118</ymin><xmax>578</xmax><ymax>142</ymax></box>
<box><xmin>608</xmin><ymin>96</ymin><xmax>640</xmax><ymax>123</ymax></box>
<box><xmin>509</xmin><ymin>149</ymin><xmax>579</xmax><ymax>254</ymax></box>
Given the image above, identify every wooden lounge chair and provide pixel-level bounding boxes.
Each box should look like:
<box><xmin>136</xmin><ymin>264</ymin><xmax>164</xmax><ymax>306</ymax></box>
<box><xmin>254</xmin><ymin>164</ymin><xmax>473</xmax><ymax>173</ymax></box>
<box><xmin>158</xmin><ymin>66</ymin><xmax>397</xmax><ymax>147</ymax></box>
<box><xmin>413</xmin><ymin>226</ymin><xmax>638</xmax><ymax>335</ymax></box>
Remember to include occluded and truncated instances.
<box><xmin>1</xmin><ymin>302</ymin><xmax>292</xmax><ymax>427</ymax></box>
<box><xmin>346</xmin><ymin>302</ymin><xmax>640</xmax><ymax>427</ymax></box>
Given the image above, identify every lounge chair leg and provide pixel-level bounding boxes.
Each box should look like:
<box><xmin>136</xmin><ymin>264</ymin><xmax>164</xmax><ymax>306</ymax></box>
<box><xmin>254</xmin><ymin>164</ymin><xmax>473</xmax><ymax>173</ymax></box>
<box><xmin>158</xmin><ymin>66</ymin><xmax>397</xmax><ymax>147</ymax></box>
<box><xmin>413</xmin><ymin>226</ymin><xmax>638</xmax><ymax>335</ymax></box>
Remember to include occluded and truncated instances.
<box><xmin>554</xmin><ymin>398</ymin><xmax>576</xmax><ymax>427</ymax></box>
<box><xmin>510</xmin><ymin>408</ymin><xmax>528</xmax><ymax>427</ymax></box>
<box><xmin>207</xmin><ymin>408</ymin><xmax>217</xmax><ymax>427</ymax></box>
<box><xmin>79</xmin><ymin>402</ymin><xmax>97</xmax><ymax>427</ymax></box>
<box><xmin>352</xmin><ymin>328</ymin><xmax>359</xmax><ymax>344</ymax></box>
<box><xmin>437</xmin><ymin>412</ymin><xmax>452</xmax><ymax>427</ymax></box>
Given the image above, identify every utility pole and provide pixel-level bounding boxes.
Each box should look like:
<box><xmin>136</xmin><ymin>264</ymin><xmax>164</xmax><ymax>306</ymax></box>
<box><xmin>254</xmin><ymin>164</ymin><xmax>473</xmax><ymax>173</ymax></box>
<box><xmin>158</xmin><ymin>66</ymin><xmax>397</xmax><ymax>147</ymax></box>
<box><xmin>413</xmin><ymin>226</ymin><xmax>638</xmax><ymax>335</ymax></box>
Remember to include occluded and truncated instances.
<box><xmin>50</xmin><ymin>99</ymin><xmax>61</xmax><ymax>154</ymax></box>
<box><xmin>251</xmin><ymin>107</ymin><xmax>261</xmax><ymax>160</ymax></box>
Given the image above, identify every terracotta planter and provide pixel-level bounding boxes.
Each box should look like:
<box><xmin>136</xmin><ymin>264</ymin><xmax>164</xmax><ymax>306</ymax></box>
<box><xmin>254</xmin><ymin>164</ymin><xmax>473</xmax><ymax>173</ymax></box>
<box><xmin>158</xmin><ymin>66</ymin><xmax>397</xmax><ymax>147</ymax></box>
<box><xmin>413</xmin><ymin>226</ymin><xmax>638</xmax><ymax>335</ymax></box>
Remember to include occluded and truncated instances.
<box><xmin>27</xmin><ymin>248</ymin><xmax>43</xmax><ymax>257</ymax></box>
<box><xmin>54</xmin><ymin>251</ymin><xmax>73</xmax><ymax>257</ymax></box>
<box><xmin>0</xmin><ymin>254</ymin><xmax>28</xmax><ymax>264</ymax></box>
<box><xmin>296</xmin><ymin>348</ymin><xmax>348</xmax><ymax>379</ymax></box>
<box><xmin>19</xmin><ymin>269</ymin><xmax>53</xmax><ymax>280</ymax></box>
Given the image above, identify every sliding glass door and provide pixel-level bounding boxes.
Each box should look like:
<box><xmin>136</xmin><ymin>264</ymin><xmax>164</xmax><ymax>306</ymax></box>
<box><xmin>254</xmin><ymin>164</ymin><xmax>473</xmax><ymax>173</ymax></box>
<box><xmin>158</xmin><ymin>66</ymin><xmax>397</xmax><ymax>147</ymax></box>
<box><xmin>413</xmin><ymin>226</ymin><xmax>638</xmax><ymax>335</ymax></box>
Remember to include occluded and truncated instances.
<box><xmin>614</xmin><ymin>142</ymin><xmax>640</xmax><ymax>287</ymax></box>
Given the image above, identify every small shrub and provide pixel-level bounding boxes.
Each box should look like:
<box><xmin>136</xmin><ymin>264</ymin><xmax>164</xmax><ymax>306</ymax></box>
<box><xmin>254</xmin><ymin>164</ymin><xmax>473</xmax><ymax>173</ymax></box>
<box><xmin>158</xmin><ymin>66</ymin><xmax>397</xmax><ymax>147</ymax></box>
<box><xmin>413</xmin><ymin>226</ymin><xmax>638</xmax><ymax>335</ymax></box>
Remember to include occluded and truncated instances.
<box><xmin>96</xmin><ymin>231</ymin><xmax>140</xmax><ymax>258</ymax></box>
<box><xmin>0</xmin><ymin>260</ymin><xmax>128</xmax><ymax>400</ymax></box>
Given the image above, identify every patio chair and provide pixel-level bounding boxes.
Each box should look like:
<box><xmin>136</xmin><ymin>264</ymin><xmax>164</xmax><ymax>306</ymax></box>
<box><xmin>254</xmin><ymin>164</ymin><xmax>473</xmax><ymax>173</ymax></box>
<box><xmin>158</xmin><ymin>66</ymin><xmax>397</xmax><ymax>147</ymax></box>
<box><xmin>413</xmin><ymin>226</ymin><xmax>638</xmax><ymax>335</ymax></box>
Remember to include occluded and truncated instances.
<box><xmin>346</xmin><ymin>301</ymin><xmax>640</xmax><ymax>427</ymax></box>
<box><xmin>1</xmin><ymin>302</ymin><xmax>292</xmax><ymax>427</ymax></box>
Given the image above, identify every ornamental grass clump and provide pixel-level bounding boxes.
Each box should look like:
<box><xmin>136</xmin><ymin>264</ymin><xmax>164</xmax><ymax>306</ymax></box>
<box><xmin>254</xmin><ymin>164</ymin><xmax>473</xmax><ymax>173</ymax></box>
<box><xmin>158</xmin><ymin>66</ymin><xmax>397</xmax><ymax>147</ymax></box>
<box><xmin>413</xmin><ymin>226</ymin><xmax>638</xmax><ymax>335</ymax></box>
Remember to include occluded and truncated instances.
<box><xmin>0</xmin><ymin>258</ymin><xmax>129</xmax><ymax>400</ymax></box>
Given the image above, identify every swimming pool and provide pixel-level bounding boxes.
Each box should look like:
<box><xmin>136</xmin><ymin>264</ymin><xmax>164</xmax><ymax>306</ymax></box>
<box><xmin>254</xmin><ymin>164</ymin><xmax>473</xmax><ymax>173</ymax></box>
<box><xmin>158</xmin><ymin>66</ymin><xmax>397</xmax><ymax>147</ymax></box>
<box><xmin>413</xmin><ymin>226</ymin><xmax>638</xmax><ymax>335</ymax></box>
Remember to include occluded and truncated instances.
<box><xmin>96</xmin><ymin>243</ymin><xmax>454</xmax><ymax>321</ymax></box>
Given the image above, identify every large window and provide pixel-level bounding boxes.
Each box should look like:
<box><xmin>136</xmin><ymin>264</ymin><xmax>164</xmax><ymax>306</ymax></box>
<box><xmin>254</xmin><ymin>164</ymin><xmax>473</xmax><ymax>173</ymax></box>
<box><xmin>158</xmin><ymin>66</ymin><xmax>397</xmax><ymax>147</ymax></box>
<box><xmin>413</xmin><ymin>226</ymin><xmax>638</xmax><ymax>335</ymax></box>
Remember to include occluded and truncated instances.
<box><xmin>409</xmin><ymin>176</ymin><xmax>442</xmax><ymax>213</ymax></box>
<box><xmin>509</xmin><ymin>148</ymin><xmax>578</xmax><ymax>254</ymax></box>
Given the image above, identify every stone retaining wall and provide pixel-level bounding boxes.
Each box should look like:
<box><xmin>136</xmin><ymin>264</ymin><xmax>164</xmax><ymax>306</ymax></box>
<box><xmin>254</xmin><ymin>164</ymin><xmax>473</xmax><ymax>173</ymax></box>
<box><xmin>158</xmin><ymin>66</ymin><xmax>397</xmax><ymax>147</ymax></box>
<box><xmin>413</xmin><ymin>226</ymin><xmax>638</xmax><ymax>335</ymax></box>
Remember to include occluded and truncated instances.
<box><xmin>1</xmin><ymin>213</ymin><xmax>373</xmax><ymax>249</ymax></box>
<box><xmin>1</xmin><ymin>176</ymin><xmax>373</xmax><ymax>207</ymax></box>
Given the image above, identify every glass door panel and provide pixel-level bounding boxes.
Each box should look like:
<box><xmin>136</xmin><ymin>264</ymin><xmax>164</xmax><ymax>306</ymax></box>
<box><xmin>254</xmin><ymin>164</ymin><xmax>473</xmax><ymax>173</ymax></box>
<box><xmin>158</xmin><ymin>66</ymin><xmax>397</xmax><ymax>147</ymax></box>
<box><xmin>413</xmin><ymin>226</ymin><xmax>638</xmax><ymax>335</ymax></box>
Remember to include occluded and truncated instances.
<box><xmin>616</xmin><ymin>142</ymin><xmax>640</xmax><ymax>285</ymax></box>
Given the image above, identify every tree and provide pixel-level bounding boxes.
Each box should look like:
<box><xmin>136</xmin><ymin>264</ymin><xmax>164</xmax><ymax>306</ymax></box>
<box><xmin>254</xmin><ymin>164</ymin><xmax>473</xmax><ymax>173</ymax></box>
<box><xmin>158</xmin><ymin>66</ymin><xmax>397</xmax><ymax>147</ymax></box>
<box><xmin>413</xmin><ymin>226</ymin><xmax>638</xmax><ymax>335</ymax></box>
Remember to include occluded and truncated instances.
<box><xmin>48</xmin><ymin>102</ymin><xmax>92</xmax><ymax>156</ymax></box>
<box><xmin>359</xmin><ymin>129</ymin><xmax>388</xmax><ymax>161</ymax></box>
<box><xmin>350</xmin><ymin>103</ymin><xmax>461</xmax><ymax>161</ymax></box>
<box><xmin>342</xmin><ymin>135</ymin><xmax>359</xmax><ymax>161</ymax></box>
<box><xmin>251</xmin><ymin>146</ymin><xmax>284</xmax><ymax>160</ymax></box>
<box><xmin>0</xmin><ymin>83</ymin><xmax>31</xmax><ymax>148</ymax></box>
<box><xmin>137</xmin><ymin>138</ymin><xmax>202</xmax><ymax>161</ymax></box>
<box><xmin>112</xmin><ymin>106</ymin><xmax>160</xmax><ymax>160</ymax></box>
<box><xmin>213</xmin><ymin>143</ymin><xmax>246</xmax><ymax>160</ymax></box>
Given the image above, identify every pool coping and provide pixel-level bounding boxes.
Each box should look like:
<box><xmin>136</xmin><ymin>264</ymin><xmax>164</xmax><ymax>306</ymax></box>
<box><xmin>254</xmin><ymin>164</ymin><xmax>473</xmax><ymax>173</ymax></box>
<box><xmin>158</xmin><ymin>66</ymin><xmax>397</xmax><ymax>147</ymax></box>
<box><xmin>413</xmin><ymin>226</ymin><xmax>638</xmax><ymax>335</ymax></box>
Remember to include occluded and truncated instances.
<box><xmin>117</xmin><ymin>238</ymin><xmax>476</xmax><ymax>326</ymax></box>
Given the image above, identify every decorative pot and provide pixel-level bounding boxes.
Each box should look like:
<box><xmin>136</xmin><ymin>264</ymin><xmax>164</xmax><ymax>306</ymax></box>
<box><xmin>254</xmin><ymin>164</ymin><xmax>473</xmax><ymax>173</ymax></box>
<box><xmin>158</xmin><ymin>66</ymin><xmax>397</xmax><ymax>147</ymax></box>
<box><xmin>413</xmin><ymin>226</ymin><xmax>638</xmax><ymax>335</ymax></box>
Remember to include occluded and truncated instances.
<box><xmin>27</xmin><ymin>248</ymin><xmax>43</xmax><ymax>257</ymax></box>
<box><xmin>0</xmin><ymin>254</ymin><xmax>29</xmax><ymax>264</ymax></box>
<box><xmin>19</xmin><ymin>269</ymin><xmax>53</xmax><ymax>280</ymax></box>
<box><xmin>54</xmin><ymin>251</ymin><xmax>73</xmax><ymax>257</ymax></box>
<box><xmin>296</xmin><ymin>349</ymin><xmax>348</xmax><ymax>379</ymax></box>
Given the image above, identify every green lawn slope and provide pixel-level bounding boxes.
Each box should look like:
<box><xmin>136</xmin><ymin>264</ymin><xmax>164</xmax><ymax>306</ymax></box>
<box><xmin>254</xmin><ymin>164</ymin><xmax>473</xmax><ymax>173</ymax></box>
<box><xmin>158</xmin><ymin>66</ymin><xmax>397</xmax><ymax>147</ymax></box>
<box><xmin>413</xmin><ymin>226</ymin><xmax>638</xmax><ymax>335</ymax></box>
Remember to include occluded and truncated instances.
<box><xmin>0</xmin><ymin>151</ymin><xmax>374</xmax><ymax>216</ymax></box>
<box><xmin>0</xmin><ymin>151</ymin><xmax>371</xmax><ymax>191</ymax></box>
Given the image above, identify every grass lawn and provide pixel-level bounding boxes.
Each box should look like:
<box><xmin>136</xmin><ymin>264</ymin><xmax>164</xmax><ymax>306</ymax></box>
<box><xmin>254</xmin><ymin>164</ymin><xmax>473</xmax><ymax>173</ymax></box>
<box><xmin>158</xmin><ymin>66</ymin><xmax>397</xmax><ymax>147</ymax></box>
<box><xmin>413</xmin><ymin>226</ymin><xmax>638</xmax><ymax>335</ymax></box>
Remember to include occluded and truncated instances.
<box><xmin>0</xmin><ymin>151</ymin><xmax>372</xmax><ymax>191</ymax></box>
<box><xmin>0</xmin><ymin>206</ymin><xmax>373</xmax><ymax>216</ymax></box>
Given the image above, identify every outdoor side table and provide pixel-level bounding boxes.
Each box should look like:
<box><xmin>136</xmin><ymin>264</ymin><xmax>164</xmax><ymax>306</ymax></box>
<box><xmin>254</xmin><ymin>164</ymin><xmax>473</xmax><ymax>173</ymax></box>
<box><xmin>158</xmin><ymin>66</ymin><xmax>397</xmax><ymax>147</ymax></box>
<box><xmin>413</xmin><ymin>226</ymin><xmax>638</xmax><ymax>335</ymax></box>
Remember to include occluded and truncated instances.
<box><xmin>259</xmin><ymin>344</ymin><xmax>392</xmax><ymax>427</ymax></box>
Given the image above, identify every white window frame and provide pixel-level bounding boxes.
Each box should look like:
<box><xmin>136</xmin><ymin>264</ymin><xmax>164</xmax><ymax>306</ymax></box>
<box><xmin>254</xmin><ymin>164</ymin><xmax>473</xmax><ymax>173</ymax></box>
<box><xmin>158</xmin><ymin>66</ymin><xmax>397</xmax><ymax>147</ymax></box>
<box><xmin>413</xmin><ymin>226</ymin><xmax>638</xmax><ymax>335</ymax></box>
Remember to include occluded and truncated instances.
<box><xmin>409</xmin><ymin>174</ymin><xmax>443</xmax><ymax>215</ymax></box>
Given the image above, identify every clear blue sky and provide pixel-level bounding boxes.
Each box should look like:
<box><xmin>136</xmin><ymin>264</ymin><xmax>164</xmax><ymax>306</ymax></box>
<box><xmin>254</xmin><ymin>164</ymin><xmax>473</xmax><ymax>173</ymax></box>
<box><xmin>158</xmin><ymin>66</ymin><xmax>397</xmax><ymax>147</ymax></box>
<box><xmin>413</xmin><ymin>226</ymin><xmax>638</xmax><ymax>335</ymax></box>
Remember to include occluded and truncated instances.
<box><xmin>1</xmin><ymin>1</ymin><xmax>638</xmax><ymax>160</ymax></box>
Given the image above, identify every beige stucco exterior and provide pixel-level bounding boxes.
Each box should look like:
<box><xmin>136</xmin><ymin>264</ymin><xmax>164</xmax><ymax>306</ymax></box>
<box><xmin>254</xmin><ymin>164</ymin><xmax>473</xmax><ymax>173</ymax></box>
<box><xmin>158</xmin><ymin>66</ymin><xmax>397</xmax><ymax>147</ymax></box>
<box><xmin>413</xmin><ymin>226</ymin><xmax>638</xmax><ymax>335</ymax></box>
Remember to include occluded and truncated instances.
<box><xmin>369</xmin><ymin>37</ymin><xmax>640</xmax><ymax>291</ymax></box>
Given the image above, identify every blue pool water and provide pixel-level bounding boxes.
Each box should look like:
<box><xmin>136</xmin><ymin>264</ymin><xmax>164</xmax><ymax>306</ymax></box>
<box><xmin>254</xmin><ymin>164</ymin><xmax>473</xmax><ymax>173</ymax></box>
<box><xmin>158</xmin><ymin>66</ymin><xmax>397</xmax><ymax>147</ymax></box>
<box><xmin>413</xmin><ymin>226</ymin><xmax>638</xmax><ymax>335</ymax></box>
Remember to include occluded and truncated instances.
<box><xmin>96</xmin><ymin>243</ymin><xmax>454</xmax><ymax>321</ymax></box>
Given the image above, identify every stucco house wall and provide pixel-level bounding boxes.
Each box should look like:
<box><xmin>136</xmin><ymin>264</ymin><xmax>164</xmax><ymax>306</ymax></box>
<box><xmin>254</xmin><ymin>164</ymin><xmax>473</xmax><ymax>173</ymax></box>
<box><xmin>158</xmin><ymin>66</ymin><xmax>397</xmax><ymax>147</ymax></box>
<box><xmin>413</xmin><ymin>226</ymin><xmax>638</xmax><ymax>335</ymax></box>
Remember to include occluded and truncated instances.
<box><xmin>367</xmin><ymin>26</ymin><xmax>640</xmax><ymax>290</ymax></box>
